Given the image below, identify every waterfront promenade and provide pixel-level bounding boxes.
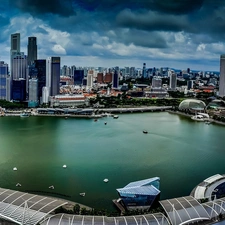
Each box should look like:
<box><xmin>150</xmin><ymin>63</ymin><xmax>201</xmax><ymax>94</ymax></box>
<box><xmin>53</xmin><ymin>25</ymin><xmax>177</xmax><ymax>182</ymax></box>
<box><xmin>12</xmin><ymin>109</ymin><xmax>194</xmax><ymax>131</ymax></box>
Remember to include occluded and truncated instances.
<box><xmin>2</xmin><ymin>106</ymin><xmax>172</xmax><ymax>118</ymax></box>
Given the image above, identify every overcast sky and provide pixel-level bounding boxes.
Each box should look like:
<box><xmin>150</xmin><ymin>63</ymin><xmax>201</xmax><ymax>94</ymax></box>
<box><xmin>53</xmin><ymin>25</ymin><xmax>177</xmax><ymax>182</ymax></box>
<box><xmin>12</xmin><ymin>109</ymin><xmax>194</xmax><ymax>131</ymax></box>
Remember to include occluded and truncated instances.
<box><xmin>1</xmin><ymin>0</ymin><xmax>225</xmax><ymax>71</ymax></box>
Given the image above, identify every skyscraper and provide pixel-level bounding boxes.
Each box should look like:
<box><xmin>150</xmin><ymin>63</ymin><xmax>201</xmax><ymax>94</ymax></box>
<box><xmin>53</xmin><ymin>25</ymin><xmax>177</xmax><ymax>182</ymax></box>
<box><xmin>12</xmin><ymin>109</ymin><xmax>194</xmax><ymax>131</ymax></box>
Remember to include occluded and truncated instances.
<box><xmin>169</xmin><ymin>70</ymin><xmax>177</xmax><ymax>90</ymax></box>
<box><xmin>219</xmin><ymin>54</ymin><xmax>225</xmax><ymax>97</ymax></box>
<box><xmin>35</xmin><ymin>60</ymin><xmax>46</xmax><ymax>102</ymax></box>
<box><xmin>11</xmin><ymin>52</ymin><xmax>28</xmax><ymax>80</ymax></box>
<box><xmin>46</xmin><ymin>57</ymin><xmax>60</xmax><ymax>96</ymax></box>
<box><xmin>27</xmin><ymin>37</ymin><xmax>37</xmax><ymax>66</ymax></box>
<box><xmin>142</xmin><ymin>63</ymin><xmax>146</xmax><ymax>78</ymax></box>
<box><xmin>113</xmin><ymin>70</ymin><xmax>119</xmax><ymax>89</ymax></box>
<box><xmin>10</xmin><ymin>33</ymin><xmax>20</xmax><ymax>76</ymax></box>
<box><xmin>11</xmin><ymin>33</ymin><xmax>20</xmax><ymax>55</ymax></box>
<box><xmin>28</xmin><ymin>78</ymin><xmax>38</xmax><ymax>107</ymax></box>
<box><xmin>0</xmin><ymin>61</ymin><xmax>8</xmax><ymax>100</ymax></box>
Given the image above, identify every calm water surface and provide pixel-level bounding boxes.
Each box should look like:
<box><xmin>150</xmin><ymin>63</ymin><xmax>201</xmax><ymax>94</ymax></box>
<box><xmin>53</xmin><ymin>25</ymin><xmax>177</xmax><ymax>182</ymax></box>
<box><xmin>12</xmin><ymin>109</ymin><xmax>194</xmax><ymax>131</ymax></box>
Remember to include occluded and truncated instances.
<box><xmin>0</xmin><ymin>112</ymin><xmax>224</xmax><ymax>210</ymax></box>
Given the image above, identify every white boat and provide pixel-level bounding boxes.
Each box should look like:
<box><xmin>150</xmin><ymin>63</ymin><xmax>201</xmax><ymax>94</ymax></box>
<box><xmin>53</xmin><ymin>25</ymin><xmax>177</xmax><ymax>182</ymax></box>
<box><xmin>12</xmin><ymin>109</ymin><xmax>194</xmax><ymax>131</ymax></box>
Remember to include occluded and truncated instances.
<box><xmin>49</xmin><ymin>185</ymin><xmax>54</xmax><ymax>189</ymax></box>
<box><xmin>191</xmin><ymin>115</ymin><xmax>205</xmax><ymax>121</ymax></box>
<box><xmin>79</xmin><ymin>192</ymin><xmax>85</xmax><ymax>197</ymax></box>
<box><xmin>143</xmin><ymin>130</ymin><xmax>148</xmax><ymax>134</ymax></box>
<box><xmin>63</xmin><ymin>165</ymin><xmax>67</xmax><ymax>168</ymax></box>
<box><xmin>13</xmin><ymin>167</ymin><xmax>17</xmax><ymax>171</ymax></box>
<box><xmin>20</xmin><ymin>112</ymin><xmax>30</xmax><ymax>118</ymax></box>
<box><xmin>103</xmin><ymin>178</ymin><xmax>109</xmax><ymax>183</ymax></box>
<box><xmin>113</xmin><ymin>115</ymin><xmax>119</xmax><ymax>119</ymax></box>
<box><xmin>191</xmin><ymin>113</ymin><xmax>210</xmax><ymax>122</ymax></box>
<box><xmin>16</xmin><ymin>183</ymin><xmax>21</xmax><ymax>187</ymax></box>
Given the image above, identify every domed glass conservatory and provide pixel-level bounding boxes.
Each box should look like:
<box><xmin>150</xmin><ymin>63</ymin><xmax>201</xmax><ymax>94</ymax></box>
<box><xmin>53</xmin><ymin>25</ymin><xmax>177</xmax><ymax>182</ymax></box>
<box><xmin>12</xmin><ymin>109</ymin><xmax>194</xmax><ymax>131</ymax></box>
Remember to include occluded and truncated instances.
<box><xmin>179</xmin><ymin>99</ymin><xmax>206</xmax><ymax>111</ymax></box>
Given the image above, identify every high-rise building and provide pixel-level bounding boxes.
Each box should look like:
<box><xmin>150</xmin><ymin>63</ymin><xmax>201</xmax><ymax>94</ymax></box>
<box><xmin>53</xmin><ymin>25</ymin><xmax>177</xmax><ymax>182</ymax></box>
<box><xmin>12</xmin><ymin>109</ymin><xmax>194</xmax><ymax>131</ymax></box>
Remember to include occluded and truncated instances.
<box><xmin>97</xmin><ymin>73</ymin><xmax>104</xmax><ymax>84</ymax></box>
<box><xmin>27</xmin><ymin>37</ymin><xmax>37</xmax><ymax>66</ymax></box>
<box><xmin>28</xmin><ymin>78</ymin><xmax>38</xmax><ymax>107</ymax></box>
<box><xmin>104</xmin><ymin>73</ymin><xmax>112</xmax><ymax>83</ymax></box>
<box><xmin>87</xmin><ymin>73</ymin><xmax>93</xmax><ymax>89</ymax></box>
<box><xmin>219</xmin><ymin>55</ymin><xmax>225</xmax><ymax>97</ymax></box>
<box><xmin>11</xmin><ymin>33</ymin><xmax>20</xmax><ymax>56</ymax></box>
<box><xmin>113</xmin><ymin>70</ymin><xmax>119</xmax><ymax>89</ymax></box>
<box><xmin>46</xmin><ymin>57</ymin><xmax>60</xmax><ymax>96</ymax></box>
<box><xmin>152</xmin><ymin>76</ymin><xmax>162</xmax><ymax>88</ymax></box>
<box><xmin>142</xmin><ymin>63</ymin><xmax>146</xmax><ymax>78</ymax></box>
<box><xmin>11</xmin><ymin>52</ymin><xmax>27</xmax><ymax>80</ymax></box>
<box><xmin>169</xmin><ymin>70</ymin><xmax>177</xmax><ymax>90</ymax></box>
<box><xmin>35</xmin><ymin>60</ymin><xmax>46</xmax><ymax>102</ymax></box>
<box><xmin>74</xmin><ymin>70</ymin><xmax>84</xmax><ymax>85</ymax></box>
<box><xmin>12</xmin><ymin>79</ymin><xmax>26</xmax><ymax>101</ymax></box>
<box><xmin>0</xmin><ymin>61</ymin><xmax>8</xmax><ymax>100</ymax></box>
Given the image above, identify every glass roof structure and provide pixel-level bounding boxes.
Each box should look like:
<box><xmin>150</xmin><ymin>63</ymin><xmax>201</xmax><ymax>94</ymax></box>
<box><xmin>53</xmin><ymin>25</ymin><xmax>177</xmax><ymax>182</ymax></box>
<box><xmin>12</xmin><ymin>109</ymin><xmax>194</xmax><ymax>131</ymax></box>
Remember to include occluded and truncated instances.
<box><xmin>178</xmin><ymin>99</ymin><xmax>206</xmax><ymax>111</ymax></box>
<box><xmin>40</xmin><ymin>213</ymin><xmax>170</xmax><ymax>225</ymax></box>
<box><xmin>160</xmin><ymin>196</ymin><xmax>210</xmax><ymax>225</ymax></box>
<box><xmin>0</xmin><ymin>187</ymin><xmax>68</xmax><ymax>225</ymax></box>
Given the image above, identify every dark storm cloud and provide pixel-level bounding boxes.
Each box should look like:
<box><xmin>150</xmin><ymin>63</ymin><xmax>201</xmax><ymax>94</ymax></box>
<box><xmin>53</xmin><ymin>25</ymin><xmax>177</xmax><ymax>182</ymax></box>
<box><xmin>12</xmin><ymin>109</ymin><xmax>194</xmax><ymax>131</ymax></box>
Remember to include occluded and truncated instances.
<box><xmin>8</xmin><ymin>0</ymin><xmax>75</xmax><ymax>17</ymax></box>
<box><xmin>116</xmin><ymin>9</ymin><xmax>188</xmax><ymax>32</ymax></box>
<box><xmin>118</xmin><ymin>29</ymin><xmax>168</xmax><ymax>48</ymax></box>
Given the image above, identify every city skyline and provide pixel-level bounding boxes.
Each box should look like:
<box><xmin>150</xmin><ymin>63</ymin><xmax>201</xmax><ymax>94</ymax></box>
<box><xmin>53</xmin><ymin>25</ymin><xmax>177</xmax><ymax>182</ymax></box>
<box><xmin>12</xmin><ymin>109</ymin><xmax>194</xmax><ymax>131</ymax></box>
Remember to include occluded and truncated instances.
<box><xmin>1</xmin><ymin>0</ymin><xmax>225</xmax><ymax>71</ymax></box>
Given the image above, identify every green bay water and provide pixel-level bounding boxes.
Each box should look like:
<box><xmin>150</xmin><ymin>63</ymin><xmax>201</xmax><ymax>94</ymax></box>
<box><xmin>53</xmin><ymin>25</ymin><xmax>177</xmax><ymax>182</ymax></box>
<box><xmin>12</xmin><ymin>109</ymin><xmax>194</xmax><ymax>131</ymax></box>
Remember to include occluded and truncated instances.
<box><xmin>0</xmin><ymin>112</ymin><xmax>225</xmax><ymax>211</ymax></box>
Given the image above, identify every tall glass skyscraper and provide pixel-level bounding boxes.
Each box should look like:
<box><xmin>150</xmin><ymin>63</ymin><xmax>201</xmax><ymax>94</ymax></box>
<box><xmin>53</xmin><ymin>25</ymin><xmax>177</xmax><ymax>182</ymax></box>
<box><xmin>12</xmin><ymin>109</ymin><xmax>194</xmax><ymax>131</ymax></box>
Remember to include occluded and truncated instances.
<box><xmin>35</xmin><ymin>60</ymin><xmax>46</xmax><ymax>102</ymax></box>
<box><xmin>46</xmin><ymin>57</ymin><xmax>60</xmax><ymax>96</ymax></box>
<box><xmin>27</xmin><ymin>37</ymin><xmax>37</xmax><ymax>66</ymax></box>
<box><xmin>0</xmin><ymin>61</ymin><xmax>8</xmax><ymax>100</ymax></box>
<box><xmin>219</xmin><ymin>54</ymin><xmax>225</xmax><ymax>97</ymax></box>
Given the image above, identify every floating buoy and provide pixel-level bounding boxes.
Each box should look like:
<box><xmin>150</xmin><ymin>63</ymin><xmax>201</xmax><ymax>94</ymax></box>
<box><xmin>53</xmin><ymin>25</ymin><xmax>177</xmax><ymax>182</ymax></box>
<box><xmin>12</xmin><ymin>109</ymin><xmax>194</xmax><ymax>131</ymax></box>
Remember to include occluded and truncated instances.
<box><xmin>13</xmin><ymin>167</ymin><xmax>17</xmax><ymax>171</ymax></box>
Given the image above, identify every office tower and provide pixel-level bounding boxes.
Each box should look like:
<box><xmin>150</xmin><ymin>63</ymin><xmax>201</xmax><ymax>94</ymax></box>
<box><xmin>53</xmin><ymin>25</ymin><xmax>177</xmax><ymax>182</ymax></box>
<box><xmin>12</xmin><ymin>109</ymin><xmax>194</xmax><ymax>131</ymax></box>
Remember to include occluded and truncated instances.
<box><xmin>142</xmin><ymin>63</ymin><xmax>146</xmax><ymax>78</ymax></box>
<box><xmin>74</xmin><ymin>70</ymin><xmax>84</xmax><ymax>85</ymax></box>
<box><xmin>12</xmin><ymin>79</ymin><xmax>26</xmax><ymax>101</ymax></box>
<box><xmin>46</xmin><ymin>57</ymin><xmax>60</xmax><ymax>96</ymax></box>
<box><xmin>11</xmin><ymin>33</ymin><xmax>20</xmax><ymax>56</ymax></box>
<box><xmin>169</xmin><ymin>70</ymin><xmax>177</xmax><ymax>90</ymax></box>
<box><xmin>42</xmin><ymin>86</ymin><xmax>50</xmax><ymax>104</ymax></box>
<box><xmin>219</xmin><ymin>55</ymin><xmax>225</xmax><ymax>97</ymax></box>
<box><xmin>152</xmin><ymin>76</ymin><xmax>162</xmax><ymax>88</ymax></box>
<box><xmin>87</xmin><ymin>73</ymin><xmax>93</xmax><ymax>89</ymax></box>
<box><xmin>11</xmin><ymin>52</ymin><xmax>28</xmax><ymax>80</ymax></box>
<box><xmin>35</xmin><ymin>60</ymin><xmax>46</xmax><ymax>102</ymax></box>
<box><xmin>61</xmin><ymin>65</ymin><xmax>68</xmax><ymax>76</ymax></box>
<box><xmin>187</xmin><ymin>80</ymin><xmax>194</xmax><ymax>90</ymax></box>
<box><xmin>71</xmin><ymin>65</ymin><xmax>76</xmax><ymax>78</ymax></box>
<box><xmin>104</xmin><ymin>73</ymin><xmax>112</xmax><ymax>83</ymax></box>
<box><xmin>97</xmin><ymin>73</ymin><xmax>104</xmax><ymax>83</ymax></box>
<box><xmin>28</xmin><ymin>78</ymin><xmax>38</xmax><ymax>107</ymax></box>
<box><xmin>27</xmin><ymin>37</ymin><xmax>37</xmax><ymax>66</ymax></box>
<box><xmin>113</xmin><ymin>70</ymin><xmax>119</xmax><ymax>89</ymax></box>
<box><xmin>130</xmin><ymin>67</ymin><xmax>136</xmax><ymax>78</ymax></box>
<box><xmin>0</xmin><ymin>61</ymin><xmax>8</xmax><ymax>100</ymax></box>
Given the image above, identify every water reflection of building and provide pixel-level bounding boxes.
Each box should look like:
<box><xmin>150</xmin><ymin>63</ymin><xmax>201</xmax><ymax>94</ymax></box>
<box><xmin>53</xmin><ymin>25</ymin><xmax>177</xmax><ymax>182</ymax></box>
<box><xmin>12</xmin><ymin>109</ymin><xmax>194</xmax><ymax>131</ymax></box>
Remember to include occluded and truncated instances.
<box><xmin>115</xmin><ymin>177</ymin><xmax>160</xmax><ymax>211</ymax></box>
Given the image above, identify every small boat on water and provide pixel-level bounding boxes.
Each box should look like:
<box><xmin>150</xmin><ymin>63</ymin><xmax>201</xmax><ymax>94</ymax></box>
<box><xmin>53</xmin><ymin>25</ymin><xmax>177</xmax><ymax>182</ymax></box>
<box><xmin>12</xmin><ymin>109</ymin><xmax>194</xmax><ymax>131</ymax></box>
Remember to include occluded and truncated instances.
<box><xmin>113</xmin><ymin>115</ymin><xmax>119</xmax><ymax>119</ymax></box>
<box><xmin>143</xmin><ymin>130</ymin><xmax>148</xmax><ymax>134</ymax></box>
<box><xmin>49</xmin><ymin>185</ymin><xmax>54</xmax><ymax>190</ymax></box>
<box><xmin>20</xmin><ymin>112</ymin><xmax>30</xmax><ymax>118</ymax></box>
<box><xmin>79</xmin><ymin>192</ymin><xmax>85</xmax><ymax>197</ymax></box>
<box><xmin>103</xmin><ymin>178</ymin><xmax>109</xmax><ymax>183</ymax></box>
<box><xmin>13</xmin><ymin>167</ymin><xmax>17</xmax><ymax>171</ymax></box>
<box><xmin>63</xmin><ymin>165</ymin><xmax>67</xmax><ymax>168</ymax></box>
<box><xmin>104</xmin><ymin>122</ymin><xmax>107</xmax><ymax>125</ymax></box>
<box><xmin>191</xmin><ymin>113</ymin><xmax>210</xmax><ymax>122</ymax></box>
<box><xmin>16</xmin><ymin>183</ymin><xmax>21</xmax><ymax>187</ymax></box>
